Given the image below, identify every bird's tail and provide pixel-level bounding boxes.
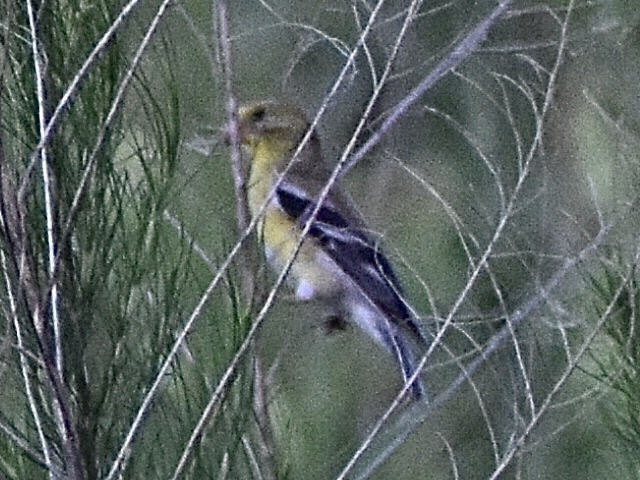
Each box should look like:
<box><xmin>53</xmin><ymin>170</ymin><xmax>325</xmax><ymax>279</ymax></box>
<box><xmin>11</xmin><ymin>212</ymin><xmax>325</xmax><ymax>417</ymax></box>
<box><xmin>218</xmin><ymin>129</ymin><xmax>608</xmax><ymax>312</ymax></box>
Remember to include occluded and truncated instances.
<box><xmin>348</xmin><ymin>301</ymin><xmax>427</xmax><ymax>400</ymax></box>
<box><xmin>382</xmin><ymin>325</ymin><xmax>426</xmax><ymax>401</ymax></box>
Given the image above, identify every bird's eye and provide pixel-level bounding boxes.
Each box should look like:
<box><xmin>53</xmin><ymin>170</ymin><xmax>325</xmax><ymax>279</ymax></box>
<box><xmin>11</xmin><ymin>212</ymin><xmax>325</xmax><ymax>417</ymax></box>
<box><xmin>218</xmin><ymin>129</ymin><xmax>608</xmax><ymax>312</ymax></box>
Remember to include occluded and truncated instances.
<box><xmin>250</xmin><ymin>107</ymin><xmax>266</xmax><ymax>123</ymax></box>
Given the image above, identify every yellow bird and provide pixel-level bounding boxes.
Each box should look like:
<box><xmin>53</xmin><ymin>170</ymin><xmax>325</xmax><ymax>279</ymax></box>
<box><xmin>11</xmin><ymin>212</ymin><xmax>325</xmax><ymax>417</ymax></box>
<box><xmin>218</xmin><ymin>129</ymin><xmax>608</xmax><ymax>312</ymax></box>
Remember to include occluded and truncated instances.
<box><xmin>234</xmin><ymin>100</ymin><xmax>427</xmax><ymax>399</ymax></box>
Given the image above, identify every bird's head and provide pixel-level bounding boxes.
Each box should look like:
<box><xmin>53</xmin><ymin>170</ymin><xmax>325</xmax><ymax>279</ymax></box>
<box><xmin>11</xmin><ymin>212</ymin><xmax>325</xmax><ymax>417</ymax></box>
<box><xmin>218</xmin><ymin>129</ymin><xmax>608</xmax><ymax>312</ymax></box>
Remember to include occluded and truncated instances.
<box><xmin>234</xmin><ymin>100</ymin><xmax>320</xmax><ymax>172</ymax></box>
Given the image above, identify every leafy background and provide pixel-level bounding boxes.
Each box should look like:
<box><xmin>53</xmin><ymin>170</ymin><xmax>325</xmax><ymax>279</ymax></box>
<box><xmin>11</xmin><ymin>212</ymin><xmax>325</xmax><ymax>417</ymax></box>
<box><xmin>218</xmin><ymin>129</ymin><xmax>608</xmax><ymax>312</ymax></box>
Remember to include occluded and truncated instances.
<box><xmin>1</xmin><ymin>0</ymin><xmax>639</xmax><ymax>478</ymax></box>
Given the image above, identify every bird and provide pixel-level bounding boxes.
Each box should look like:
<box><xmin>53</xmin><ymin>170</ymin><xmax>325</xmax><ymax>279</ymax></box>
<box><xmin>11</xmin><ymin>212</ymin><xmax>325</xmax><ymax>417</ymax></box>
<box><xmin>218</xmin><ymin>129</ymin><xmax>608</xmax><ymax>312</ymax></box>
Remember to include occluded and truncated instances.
<box><xmin>232</xmin><ymin>100</ymin><xmax>427</xmax><ymax>400</ymax></box>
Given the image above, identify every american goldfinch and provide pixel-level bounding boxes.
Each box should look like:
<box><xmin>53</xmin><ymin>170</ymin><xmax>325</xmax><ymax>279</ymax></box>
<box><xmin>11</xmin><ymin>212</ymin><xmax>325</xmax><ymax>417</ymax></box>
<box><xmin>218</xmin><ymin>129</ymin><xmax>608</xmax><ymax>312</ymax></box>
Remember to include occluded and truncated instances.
<box><xmin>235</xmin><ymin>100</ymin><xmax>426</xmax><ymax>399</ymax></box>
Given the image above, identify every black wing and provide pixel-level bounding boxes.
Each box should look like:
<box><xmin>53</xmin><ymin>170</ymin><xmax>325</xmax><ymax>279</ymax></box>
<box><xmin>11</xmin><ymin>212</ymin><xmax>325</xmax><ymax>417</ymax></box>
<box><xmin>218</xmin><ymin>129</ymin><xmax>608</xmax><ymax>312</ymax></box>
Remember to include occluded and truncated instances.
<box><xmin>276</xmin><ymin>185</ymin><xmax>411</xmax><ymax>322</ymax></box>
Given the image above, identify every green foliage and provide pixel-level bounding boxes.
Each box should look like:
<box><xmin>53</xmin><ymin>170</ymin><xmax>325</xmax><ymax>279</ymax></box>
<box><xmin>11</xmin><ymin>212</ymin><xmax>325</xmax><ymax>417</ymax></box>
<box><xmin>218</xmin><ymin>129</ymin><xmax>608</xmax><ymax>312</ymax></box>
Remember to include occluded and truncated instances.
<box><xmin>590</xmin><ymin>260</ymin><xmax>640</xmax><ymax>477</ymax></box>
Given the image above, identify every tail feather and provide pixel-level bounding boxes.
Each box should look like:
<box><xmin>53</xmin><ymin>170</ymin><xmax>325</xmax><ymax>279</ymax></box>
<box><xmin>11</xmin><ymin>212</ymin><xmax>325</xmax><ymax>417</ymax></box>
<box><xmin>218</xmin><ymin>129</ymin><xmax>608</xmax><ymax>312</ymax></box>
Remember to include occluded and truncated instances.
<box><xmin>382</xmin><ymin>326</ymin><xmax>426</xmax><ymax>401</ymax></box>
<box><xmin>348</xmin><ymin>300</ymin><xmax>428</xmax><ymax>401</ymax></box>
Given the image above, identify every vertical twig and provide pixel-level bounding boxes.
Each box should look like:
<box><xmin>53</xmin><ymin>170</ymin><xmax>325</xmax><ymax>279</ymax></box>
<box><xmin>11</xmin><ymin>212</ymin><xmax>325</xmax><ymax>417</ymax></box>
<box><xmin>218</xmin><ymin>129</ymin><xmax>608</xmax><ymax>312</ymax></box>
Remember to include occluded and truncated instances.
<box><xmin>25</xmin><ymin>2</ymin><xmax>85</xmax><ymax>478</ymax></box>
<box><xmin>26</xmin><ymin>0</ymin><xmax>63</xmax><ymax>379</ymax></box>
<box><xmin>0</xmin><ymin>64</ymin><xmax>57</xmax><ymax>475</ymax></box>
<box><xmin>215</xmin><ymin>0</ymin><xmax>256</xmax><ymax>301</ymax></box>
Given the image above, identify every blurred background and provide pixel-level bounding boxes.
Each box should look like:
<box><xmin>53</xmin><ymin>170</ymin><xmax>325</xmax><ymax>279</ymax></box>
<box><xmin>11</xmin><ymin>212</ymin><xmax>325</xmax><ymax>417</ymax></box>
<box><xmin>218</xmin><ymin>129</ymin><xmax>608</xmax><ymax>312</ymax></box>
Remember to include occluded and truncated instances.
<box><xmin>1</xmin><ymin>0</ymin><xmax>639</xmax><ymax>478</ymax></box>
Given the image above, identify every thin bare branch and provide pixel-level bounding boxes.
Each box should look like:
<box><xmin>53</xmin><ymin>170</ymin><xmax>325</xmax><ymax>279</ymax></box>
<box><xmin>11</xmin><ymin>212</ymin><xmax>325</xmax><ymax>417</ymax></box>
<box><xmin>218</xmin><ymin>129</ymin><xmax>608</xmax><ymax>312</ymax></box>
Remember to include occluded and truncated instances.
<box><xmin>341</xmin><ymin>0</ymin><xmax>514</xmax><ymax>177</ymax></box>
